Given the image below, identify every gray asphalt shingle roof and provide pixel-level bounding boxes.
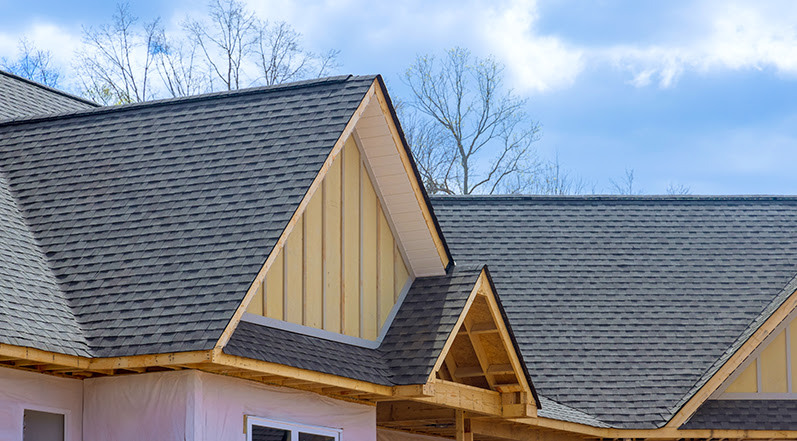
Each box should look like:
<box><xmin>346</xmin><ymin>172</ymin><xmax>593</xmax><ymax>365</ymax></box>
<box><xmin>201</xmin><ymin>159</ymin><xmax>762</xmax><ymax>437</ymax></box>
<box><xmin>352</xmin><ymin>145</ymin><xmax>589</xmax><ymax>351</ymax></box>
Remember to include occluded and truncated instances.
<box><xmin>4</xmin><ymin>72</ymin><xmax>797</xmax><ymax>432</ymax></box>
<box><xmin>225</xmin><ymin>266</ymin><xmax>485</xmax><ymax>386</ymax></box>
<box><xmin>0</xmin><ymin>75</ymin><xmax>375</xmax><ymax>357</ymax></box>
<box><xmin>0</xmin><ymin>70</ymin><xmax>97</xmax><ymax>120</ymax></box>
<box><xmin>681</xmin><ymin>399</ymin><xmax>797</xmax><ymax>430</ymax></box>
<box><xmin>431</xmin><ymin>195</ymin><xmax>797</xmax><ymax>429</ymax></box>
<box><xmin>0</xmin><ymin>172</ymin><xmax>90</xmax><ymax>356</ymax></box>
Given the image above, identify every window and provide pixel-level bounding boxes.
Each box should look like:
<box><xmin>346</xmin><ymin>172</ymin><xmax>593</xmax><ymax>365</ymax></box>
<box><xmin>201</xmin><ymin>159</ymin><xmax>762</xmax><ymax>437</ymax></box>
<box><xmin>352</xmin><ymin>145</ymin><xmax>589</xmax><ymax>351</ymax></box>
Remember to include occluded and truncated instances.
<box><xmin>23</xmin><ymin>409</ymin><xmax>64</xmax><ymax>441</ymax></box>
<box><xmin>246</xmin><ymin>417</ymin><xmax>340</xmax><ymax>441</ymax></box>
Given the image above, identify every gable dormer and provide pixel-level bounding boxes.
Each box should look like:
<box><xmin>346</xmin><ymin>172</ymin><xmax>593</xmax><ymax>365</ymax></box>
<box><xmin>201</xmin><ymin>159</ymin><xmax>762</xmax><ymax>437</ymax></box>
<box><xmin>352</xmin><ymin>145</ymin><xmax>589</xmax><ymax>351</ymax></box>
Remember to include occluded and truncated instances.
<box><xmin>238</xmin><ymin>78</ymin><xmax>451</xmax><ymax>342</ymax></box>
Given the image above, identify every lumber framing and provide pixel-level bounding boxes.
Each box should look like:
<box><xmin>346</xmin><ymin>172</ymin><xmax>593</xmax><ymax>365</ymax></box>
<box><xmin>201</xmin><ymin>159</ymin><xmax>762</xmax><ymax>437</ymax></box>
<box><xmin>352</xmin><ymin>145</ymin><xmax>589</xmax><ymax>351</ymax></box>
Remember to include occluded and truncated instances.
<box><xmin>7</xmin><ymin>342</ymin><xmax>797</xmax><ymax>439</ymax></box>
<box><xmin>426</xmin><ymin>268</ymin><xmax>536</xmax><ymax>420</ymax></box>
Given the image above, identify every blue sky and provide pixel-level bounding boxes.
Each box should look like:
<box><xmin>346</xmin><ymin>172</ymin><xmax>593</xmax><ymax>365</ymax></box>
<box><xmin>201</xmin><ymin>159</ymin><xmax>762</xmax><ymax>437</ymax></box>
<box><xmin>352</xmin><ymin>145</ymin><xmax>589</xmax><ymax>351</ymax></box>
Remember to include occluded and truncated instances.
<box><xmin>2</xmin><ymin>0</ymin><xmax>797</xmax><ymax>194</ymax></box>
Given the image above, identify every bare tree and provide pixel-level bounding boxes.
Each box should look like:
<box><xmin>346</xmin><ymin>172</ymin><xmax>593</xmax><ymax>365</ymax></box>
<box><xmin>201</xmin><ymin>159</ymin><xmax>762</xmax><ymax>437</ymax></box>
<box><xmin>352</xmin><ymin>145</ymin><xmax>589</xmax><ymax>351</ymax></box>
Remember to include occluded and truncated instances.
<box><xmin>152</xmin><ymin>26</ymin><xmax>207</xmax><ymax>97</ymax></box>
<box><xmin>1</xmin><ymin>38</ymin><xmax>61</xmax><ymax>87</ymax></box>
<box><xmin>666</xmin><ymin>182</ymin><xmax>691</xmax><ymax>195</ymax></box>
<box><xmin>76</xmin><ymin>3</ymin><xmax>159</xmax><ymax>104</ymax></box>
<box><xmin>184</xmin><ymin>0</ymin><xmax>257</xmax><ymax>90</ymax></box>
<box><xmin>254</xmin><ymin>21</ymin><xmax>339</xmax><ymax>86</ymax></box>
<box><xmin>528</xmin><ymin>154</ymin><xmax>589</xmax><ymax>195</ymax></box>
<box><xmin>610</xmin><ymin>168</ymin><xmax>642</xmax><ymax>195</ymax></box>
<box><xmin>395</xmin><ymin>99</ymin><xmax>454</xmax><ymax>194</ymax></box>
<box><xmin>403</xmin><ymin>47</ymin><xmax>541</xmax><ymax>195</ymax></box>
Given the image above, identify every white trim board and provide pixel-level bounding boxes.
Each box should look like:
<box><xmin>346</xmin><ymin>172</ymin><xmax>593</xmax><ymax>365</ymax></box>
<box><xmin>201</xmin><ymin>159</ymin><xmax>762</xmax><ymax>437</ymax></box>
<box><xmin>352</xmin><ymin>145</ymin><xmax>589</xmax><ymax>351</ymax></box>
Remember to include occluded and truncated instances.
<box><xmin>241</xmin><ymin>277</ymin><xmax>414</xmax><ymax>349</ymax></box>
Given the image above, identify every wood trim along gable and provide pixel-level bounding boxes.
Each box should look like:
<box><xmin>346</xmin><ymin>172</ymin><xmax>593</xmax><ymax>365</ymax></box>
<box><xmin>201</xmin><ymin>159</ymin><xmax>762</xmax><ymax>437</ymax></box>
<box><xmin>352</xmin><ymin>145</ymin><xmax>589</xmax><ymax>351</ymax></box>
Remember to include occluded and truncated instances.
<box><xmin>666</xmin><ymin>285</ymin><xmax>797</xmax><ymax>428</ymax></box>
<box><xmin>371</xmin><ymin>79</ymin><xmax>450</xmax><ymax>270</ymax></box>
<box><xmin>421</xmin><ymin>267</ymin><xmax>537</xmax><ymax>418</ymax></box>
<box><xmin>217</xmin><ymin>76</ymin><xmax>453</xmax><ymax>349</ymax></box>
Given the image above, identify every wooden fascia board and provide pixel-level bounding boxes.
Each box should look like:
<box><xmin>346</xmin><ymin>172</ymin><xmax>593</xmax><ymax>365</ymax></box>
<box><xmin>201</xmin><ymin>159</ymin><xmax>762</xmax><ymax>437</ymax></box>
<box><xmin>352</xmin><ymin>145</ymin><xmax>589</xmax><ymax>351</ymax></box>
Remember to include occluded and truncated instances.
<box><xmin>0</xmin><ymin>343</ymin><xmax>91</xmax><ymax>370</ymax></box>
<box><xmin>0</xmin><ymin>343</ymin><xmax>394</xmax><ymax>398</ymax></box>
<box><xmin>372</xmin><ymin>76</ymin><xmax>452</xmax><ymax>270</ymax></box>
<box><xmin>0</xmin><ymin>344</ymin><xmax>211</xmax><ymax>372</ymax></box>
<box><xmin>665</xmin><ymin>285</ymin><xmax>797</xmax><ymax>428</ymax></box>
<box><xmin>213</xmin><ymin>80</ymin><xmax>378</xmax><ymax>350</ymax></box>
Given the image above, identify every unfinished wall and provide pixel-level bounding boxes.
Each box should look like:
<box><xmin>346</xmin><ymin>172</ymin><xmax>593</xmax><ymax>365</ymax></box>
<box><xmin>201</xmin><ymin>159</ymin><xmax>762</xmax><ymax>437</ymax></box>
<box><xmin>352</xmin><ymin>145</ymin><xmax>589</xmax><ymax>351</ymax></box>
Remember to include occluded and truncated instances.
<box><xmin>0</xmin><ymin>367</ymin><xmax>83</xmax><ymax>441</ymax></box>
<box><xmin>83</xmin><ymin>370</ymin><xmax>375</xmax><ymax>441</ymax></box>
<box><xmin>246</xmin><ymin>136</ymin><xmax>411</xmax><ymax>340</ymax></box>
<box><xmin>722</xmin><ymin>315</ymin><xmax>797</xmax><ymax>396</ymax></box>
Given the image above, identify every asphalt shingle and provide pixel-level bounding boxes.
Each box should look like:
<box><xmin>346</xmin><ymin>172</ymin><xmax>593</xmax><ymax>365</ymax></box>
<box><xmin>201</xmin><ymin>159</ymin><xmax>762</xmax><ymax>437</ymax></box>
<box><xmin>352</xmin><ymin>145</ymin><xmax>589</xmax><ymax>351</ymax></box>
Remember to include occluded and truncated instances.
<box><xmin>0</xmin><ymin>75</ymin><xmax>375</xmax><ymax>357</ymax></box>
<box><xmin>681</xmin><ymin>399</ymin><xmax>797</xmax><ymax>430</ymax></box>
<box><xmin>225</xmin><ymin>266</ymin><xmax>484</xmax><ymax>386</ymax></box>
<box><xmin>0</xmin><ymin>70</ymin><xmax>96</xmax><ymax>120</ymax></box>
<box><xmin>431</xmin><ymin>195</ymin><xmax>797</xmax><ymax>428</ymax></box>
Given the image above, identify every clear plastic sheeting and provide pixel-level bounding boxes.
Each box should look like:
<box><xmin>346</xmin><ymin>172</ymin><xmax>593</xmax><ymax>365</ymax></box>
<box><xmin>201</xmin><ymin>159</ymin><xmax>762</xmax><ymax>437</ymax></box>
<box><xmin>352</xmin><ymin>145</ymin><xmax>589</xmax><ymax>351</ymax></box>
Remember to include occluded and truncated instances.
<box><xmin>377</xmin><ymin>429</ymin><xmax>451</xmax><ymax>441</ymax></box>
<box><xmin>83</xmin><ymin>370</ymin><xmax>375</xmax><ymax>441</ymax></box>
<box><xmin>0</xmin><ymin>367</ymin><xmax>82</xmax><ymax>441</ymax></box>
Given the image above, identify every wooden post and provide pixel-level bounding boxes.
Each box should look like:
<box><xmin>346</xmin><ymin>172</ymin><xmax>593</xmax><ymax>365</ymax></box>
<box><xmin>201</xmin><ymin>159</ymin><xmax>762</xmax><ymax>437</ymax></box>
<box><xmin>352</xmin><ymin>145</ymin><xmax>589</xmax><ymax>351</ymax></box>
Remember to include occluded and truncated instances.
<box><xmin>455</xmin><ymin>410</ymin><xmax>473</xmax><ymax>441</ymax></box>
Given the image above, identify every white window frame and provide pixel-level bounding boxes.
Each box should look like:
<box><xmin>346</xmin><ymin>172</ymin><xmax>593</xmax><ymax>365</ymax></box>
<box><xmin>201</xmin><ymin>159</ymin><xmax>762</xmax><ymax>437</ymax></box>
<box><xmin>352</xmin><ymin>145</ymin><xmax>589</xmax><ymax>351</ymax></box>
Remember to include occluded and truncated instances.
<box><xmin>21</xmin><ymin>405</ymin><xmax>70</xmax><ymax>441</ymax></box>
<box><xmin>246</xmin><ymin>416</ymin><xmax>341</xmax><ymax>441</ymax></box>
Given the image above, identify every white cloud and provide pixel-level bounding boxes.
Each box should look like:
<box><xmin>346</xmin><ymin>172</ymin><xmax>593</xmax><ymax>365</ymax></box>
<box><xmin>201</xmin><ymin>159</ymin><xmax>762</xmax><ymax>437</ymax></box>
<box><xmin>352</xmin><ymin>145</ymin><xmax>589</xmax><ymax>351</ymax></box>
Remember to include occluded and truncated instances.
<box><xmin>0</xmin><ymin>21</ymin><xmax>82</xmax><ymax>86</ymax></box>
<box><xmin>479</xmin><ymin>0</ymin><xmax>584</xmax><ymax>94</ymax></box>
<box><xmin>607</xmin><ymin>1</ymin><xmax>797</xmax><ymax>88</ymax></box>
<box><xmin>241</xmin><ymin>0</ymin><xmax>585</xmax><ymax>95</ymax></box>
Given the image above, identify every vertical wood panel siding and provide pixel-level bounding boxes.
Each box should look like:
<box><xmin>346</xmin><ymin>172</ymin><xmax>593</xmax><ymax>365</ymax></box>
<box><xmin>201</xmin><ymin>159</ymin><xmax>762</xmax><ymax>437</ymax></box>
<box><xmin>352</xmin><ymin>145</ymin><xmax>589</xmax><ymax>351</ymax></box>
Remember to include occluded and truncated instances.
<box><xmin>724</xmin><ymin>320</ymin><xmax>797</xmax><ymax>395</ymax></box>
<box><xmin>250</xmin><ymin>137</ymin><xmax>411</xmax><ymax>340</ymax></box>
<box><xmin>343</xmin><ymin>141</ymin><xmax>361</xmax><ymax>336</ymax></box>
<box><xmin>304</xmin><ymin>190</ymin><xmax>324</xmax><ymax>329</ymax></box>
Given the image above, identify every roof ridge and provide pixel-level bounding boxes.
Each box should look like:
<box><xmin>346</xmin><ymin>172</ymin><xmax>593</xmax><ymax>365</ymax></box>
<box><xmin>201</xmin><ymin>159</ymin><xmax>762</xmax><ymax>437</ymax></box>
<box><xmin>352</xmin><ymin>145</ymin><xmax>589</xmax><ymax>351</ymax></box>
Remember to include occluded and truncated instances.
<box><xmin>0</xmin><ymin>69</ymin><xmax>99</xmax><ymax>108</ymax></box>
<box><xmin>431</xmin><ymin>194</ymin><xmax>797</xmax><ymax>202</ymax></box>
<box><xmin>0</xmin><ymin>74</ymin><xmax>372</xmax><ymax>128</ymax></box>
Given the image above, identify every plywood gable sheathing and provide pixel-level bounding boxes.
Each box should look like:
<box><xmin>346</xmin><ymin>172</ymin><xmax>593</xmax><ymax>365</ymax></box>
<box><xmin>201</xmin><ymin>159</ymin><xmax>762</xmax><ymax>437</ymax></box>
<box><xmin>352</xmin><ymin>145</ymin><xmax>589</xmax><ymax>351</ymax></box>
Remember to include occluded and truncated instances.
<box><xmin>244</xmin><ymin>137</ymin><xmax>412</xmax><ymax>339</ymax></box>
<box><xmin>715</xmin><ymin>310</ymin><xmax>797</xmax><ymax>397</ymax></box>
<box><xmin>220</xmin><ymin>78</ymin><xmax>450</xmax><ymax>348</ymax></box>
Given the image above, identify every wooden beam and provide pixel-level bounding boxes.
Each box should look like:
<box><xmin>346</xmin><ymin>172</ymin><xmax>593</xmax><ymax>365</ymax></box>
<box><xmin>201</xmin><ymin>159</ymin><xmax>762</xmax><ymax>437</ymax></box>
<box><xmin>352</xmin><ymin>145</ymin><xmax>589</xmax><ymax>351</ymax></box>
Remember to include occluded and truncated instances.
<box><xmin>377</xmin><ymin>401</ymin><xmax>455</xmax><ymax>424</ymax></box>
<box><xmin>455</xmin><ymin>410</ymin><xmax>473</xmax><ymax>441</ymax></box>
<box><xmin>667</xmin><ymin>285</ymin><xmax>797</xmax><ymax>427</ymax></box>
<box><xmin>469</xmin><ymin>322</ymin><xmax>498</xmax><ymax>335</ymax></box>
<box><xmin>454</xmin><ymin>365</ymin><xmax>485</xmax><ymax>378</ymax></box>
<box><xmin>463</xmin><ymin>316</ymin><xmax>497</xmax><ymax>389</ymax></box>
<box><xmin>486</xmin><ymin>364</ymin><xmax>514</xmax><ymax>376</ymax></box>
<box><xmin>392</xmin><ymin>383</ymin><xmax>435</xmax><ymax>398</ymax></box>
<box><xmin>411</xmin><ymin>380</ymin><xmax>503</xmax><ymax>417</ymax></box>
